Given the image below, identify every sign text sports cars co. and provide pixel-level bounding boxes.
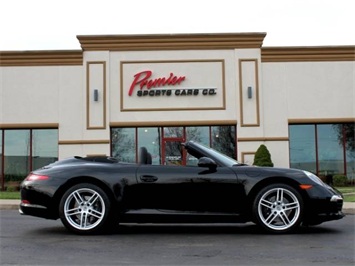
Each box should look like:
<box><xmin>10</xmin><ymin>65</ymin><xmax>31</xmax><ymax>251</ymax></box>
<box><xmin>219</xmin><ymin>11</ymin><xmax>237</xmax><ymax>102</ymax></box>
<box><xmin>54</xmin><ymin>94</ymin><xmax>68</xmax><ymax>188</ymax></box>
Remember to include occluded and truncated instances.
<box><xmin>120</xmin><ymin>60</ymin><xmax>225</xmax><ymax>111</ymax></box>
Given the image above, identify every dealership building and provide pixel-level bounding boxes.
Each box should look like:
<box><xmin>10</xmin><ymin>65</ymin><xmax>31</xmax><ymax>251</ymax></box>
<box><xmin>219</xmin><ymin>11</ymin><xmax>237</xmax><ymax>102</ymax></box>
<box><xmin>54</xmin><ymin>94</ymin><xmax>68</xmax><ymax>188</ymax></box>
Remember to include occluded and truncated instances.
<box><xmin>0</xmin><ymin>32</ymin><xmax>354</xmax><ymax>189</ymax></box>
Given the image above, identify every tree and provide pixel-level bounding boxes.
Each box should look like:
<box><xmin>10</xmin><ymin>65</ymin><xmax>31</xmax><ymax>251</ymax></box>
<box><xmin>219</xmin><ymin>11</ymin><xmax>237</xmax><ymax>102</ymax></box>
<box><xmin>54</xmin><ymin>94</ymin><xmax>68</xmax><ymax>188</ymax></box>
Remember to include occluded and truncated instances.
<box><xmin>333</xmin><ymin>123</ymin><xmax>355</xmax><ymax>156</ymax></box>
<box><xmin>212</xmin><ymin>126</ymin><xmax>236</xmax><ymax>159</ymax></box>
<box><xmin>253</xmin><ymin>144</ymin><xmax>274</xmax><ymax>167</ymax></box>
<box><xmin>111</xmin><ymin>128</ymin><xmax>135</xmax><ymax>162</ymax></box>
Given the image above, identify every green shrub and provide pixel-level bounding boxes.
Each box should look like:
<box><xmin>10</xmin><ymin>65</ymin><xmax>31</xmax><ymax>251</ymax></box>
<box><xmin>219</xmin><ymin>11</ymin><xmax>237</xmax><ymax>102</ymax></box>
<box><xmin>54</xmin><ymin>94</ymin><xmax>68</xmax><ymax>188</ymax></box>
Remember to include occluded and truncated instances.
<box><xmin>5</xmin><ymin>174</ymin><xmax>26</xmax><ymax>182</ymax></box>
<box><xmin>253</xmin><ymin>144</ymin><xmax>274</xmax><ymax>167</ymax></box>
<box><xmin>333</xmin><ymin>175</ymin><xmax>348</xmax><ymax>187</ymax></box>
<box><xmin>6</xmin><ymin>186</ymin><xmax>18</xmax><ymax>192</ymax></box>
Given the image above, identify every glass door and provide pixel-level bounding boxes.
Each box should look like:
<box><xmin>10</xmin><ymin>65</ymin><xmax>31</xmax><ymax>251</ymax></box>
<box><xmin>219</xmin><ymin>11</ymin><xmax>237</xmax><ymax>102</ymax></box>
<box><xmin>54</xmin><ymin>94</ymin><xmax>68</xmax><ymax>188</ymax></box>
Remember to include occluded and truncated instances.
<box><xmin>162</xmin><ymin>127</ymin><xmax>186</xmax><ymax>165</ymax></box>
<box><xmin>162</xmin><ymin>140</ymin><xmax>186</xmax><ymax>165</ymax></box>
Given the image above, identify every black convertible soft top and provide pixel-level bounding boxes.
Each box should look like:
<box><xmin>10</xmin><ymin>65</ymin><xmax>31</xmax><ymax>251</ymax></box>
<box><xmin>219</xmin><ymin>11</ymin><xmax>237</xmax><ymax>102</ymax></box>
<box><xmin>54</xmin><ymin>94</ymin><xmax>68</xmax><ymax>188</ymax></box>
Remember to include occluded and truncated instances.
<box><xmin>74</xmin><ymin>156</ymin><xmax>118</xmax><ymax>164</ymax></box>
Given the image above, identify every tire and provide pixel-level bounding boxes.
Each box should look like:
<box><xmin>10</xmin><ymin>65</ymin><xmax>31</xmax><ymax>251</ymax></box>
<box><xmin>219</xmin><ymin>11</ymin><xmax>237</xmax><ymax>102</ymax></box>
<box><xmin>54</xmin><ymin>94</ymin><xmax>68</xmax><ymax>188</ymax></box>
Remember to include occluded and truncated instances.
<box><xmin>252</xmin><ymin>183</ymin><xmax>303</xmax><ymax>233</ymax></box>
<box><xmin>59</xmin><ymin>183</ymin><xmax>111</xmax><ymax>234</ymax></box>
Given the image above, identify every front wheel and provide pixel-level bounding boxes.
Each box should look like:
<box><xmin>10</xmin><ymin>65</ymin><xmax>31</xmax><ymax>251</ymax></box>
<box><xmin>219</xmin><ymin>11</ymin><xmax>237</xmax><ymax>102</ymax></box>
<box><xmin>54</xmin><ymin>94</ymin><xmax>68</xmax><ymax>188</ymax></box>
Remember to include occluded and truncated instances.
<box><xmin>252</xmin><ymin>184</ymin><xmax>303</xmax><ymax>233</ymax></box>
<box><xmin>59</xmin><ymin>183</ymin><xmax>111</xmax><ymax>234</ymax></box>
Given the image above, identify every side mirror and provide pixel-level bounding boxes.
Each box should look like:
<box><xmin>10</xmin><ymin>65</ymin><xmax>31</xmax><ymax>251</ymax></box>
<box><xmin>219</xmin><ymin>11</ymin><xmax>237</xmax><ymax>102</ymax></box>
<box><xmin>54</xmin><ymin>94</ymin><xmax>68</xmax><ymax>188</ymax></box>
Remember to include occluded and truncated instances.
<box><xmin>198</xmin><ymin>157</ymin><xmax>217</xmax><ymax>169</ymax></box>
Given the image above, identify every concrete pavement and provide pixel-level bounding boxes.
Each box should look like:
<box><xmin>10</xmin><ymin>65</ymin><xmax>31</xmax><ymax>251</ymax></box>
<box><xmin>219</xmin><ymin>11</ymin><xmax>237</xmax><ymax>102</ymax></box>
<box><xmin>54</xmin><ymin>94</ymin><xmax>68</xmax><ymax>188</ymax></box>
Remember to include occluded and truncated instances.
<box><xmin>1</xmin><ymin>199</ymin><xmax>354</xmax><ymax>214</ymax></box>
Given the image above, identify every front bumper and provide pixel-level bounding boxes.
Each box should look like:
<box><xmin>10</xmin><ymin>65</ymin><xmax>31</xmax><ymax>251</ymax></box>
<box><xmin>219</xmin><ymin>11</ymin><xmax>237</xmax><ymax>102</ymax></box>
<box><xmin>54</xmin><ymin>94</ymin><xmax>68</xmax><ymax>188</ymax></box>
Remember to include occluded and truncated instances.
<box><xmin>304</xmin><ymin>191</ymin><xmax>345</xmax><ymax>225</ymax></box>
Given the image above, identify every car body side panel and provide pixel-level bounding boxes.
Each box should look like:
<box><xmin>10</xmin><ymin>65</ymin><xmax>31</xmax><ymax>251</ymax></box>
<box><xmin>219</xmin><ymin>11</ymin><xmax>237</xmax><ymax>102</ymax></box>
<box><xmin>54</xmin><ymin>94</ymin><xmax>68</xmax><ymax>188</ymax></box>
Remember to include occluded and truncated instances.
<box><xmin>129</xmin><ymin>165</ymin><xmax>246</xmax><ymax>213</ymax></box>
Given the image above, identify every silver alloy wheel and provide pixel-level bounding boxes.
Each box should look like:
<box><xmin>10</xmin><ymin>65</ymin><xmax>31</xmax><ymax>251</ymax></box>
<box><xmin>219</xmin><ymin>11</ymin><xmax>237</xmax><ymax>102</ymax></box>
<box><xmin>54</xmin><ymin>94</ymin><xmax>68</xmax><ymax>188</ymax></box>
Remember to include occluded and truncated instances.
<box><xmin>63</xmin><ymin>188</ymin><xmax>106</xmax><ymax>231</ymax></box>
<box><xmin>257</xmin><ymin>187</ymin><xmax>300</xmax><ymax>231</ymax></box>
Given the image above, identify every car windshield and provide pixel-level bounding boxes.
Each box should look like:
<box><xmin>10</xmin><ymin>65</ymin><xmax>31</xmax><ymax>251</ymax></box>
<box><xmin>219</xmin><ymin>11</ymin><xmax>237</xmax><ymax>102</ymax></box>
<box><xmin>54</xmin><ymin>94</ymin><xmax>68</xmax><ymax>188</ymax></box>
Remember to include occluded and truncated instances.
<box><xmin>188</xmin><ymin>141</ymin><xmax>242</xmax><ymax>167</ymax></box>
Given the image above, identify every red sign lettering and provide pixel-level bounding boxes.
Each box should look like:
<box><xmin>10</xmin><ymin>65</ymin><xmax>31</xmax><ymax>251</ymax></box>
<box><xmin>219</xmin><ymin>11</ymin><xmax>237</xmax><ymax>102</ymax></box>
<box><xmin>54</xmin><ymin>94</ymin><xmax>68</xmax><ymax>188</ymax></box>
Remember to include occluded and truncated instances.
<box><xmin>128</xmin><ymin>70</ymin><xmax>186</xmax><ymax>96</ymax></box>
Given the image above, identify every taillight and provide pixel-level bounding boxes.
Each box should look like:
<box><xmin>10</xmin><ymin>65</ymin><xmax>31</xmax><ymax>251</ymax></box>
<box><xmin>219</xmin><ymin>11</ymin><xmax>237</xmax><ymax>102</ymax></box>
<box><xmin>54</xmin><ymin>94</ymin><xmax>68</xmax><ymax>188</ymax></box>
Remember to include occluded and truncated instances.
<box><xmin>25</xmin><ymin>174</ymin><xmax>49</xmax><ymax>181</ymax></box>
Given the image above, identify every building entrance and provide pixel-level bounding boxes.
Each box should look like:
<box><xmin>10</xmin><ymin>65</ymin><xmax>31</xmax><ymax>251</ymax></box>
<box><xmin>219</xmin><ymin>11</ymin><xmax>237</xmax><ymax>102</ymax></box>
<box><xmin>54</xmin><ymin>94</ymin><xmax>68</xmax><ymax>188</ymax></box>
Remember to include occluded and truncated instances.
<box><xmin>162</xmin><ymin>139</ymin><xmax>185</xmax><ymax>165</ymax></box>
<box><xmin>161</xmin><ymin>127</ymin><xmax>186</xmax><ymax>165</ymax></box>
<box><xmin>111</xmin><ymin>125</ymin><xmax>237</xmax><ymax>165</ymax></box>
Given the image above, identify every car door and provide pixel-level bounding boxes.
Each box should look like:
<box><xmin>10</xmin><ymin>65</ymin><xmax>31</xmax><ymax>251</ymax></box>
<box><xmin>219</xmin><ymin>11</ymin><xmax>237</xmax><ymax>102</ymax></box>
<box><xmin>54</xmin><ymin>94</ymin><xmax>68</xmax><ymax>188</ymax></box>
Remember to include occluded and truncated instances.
<box><xmin>133</xmin><ymin>164</ymin><xmax>246</xmax><ymax>213</ymax></box>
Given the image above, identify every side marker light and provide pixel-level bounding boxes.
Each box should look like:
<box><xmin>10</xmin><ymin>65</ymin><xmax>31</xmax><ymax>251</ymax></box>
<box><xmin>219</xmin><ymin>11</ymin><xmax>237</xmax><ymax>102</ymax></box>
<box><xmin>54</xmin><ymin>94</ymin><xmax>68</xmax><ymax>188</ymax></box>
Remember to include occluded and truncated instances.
<box><xmin>300</xmin><ymin>184</ymin><xmax>313</xmax><ymax>190</ymax></box>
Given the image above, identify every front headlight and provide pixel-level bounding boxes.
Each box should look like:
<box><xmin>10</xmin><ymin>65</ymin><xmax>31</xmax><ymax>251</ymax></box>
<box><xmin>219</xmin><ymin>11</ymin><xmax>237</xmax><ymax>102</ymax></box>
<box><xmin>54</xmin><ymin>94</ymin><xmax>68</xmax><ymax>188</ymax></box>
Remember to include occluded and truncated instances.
<box><xmin>303</xmin><ymin>171</ymin><xmax>326</xmax><ymax>187</ymax></box>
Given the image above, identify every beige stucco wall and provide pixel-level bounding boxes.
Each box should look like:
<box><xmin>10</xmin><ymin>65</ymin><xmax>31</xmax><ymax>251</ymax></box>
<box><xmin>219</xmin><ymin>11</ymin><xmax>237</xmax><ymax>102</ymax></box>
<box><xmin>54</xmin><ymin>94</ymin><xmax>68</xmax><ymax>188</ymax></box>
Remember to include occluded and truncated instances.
<box><xmin>253</xmin><ymin>61</ymin><xmax>355</xmax><ymax>167</ymax></box>
<box><xmin>1</xmin><ymin>43</ymin><xmax>354</xmax><ymax>167</ymax></box>
<box><xmin>262</xmin><ymin>61</ymin><xmax>355</xmax><ymax>122</ymax></box>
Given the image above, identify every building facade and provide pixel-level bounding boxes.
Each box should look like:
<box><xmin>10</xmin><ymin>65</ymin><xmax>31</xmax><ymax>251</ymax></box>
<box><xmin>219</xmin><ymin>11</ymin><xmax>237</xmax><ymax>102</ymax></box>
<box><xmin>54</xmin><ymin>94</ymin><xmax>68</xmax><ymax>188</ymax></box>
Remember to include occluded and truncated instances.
<box><xmin>1</xmin><ymin>33</ymin><xmax>354</xmax><ymax>190</ymax></box>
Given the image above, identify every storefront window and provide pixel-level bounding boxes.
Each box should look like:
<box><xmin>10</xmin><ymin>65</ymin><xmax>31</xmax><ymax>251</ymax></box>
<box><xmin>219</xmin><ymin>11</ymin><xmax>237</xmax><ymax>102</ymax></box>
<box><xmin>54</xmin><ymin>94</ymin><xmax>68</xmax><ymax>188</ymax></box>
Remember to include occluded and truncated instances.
<box><xmin>163</xmin><ymin>127</ymin><xmax>183</xmax><ymax>138</ymax></box>
<box><xmin>111</xmin><ymin>128</ymin><xmax>136</xmax><ymax>163</ymax></box>
<box><xmin>318</xmin><ymin>124</ymin><xmax>344</xmax><ymax>176</ymax></box>
<box><xmin>111</xmin><ymin>125</ymin><xmax>237</xmax><ymax>165</ymax></box>
<box><xmin>186</xmin><ymin>126</ymin><xmax>209</xmax><ymax>145</ymax></box>
<box><xmin>0</xmin><ymin>128</ymin><xmax>58</xmax><ymax>190</ymax></box>
<box><xmin>346</xmin><ymin>150</ymin><xmax>355</xmax><ymax>180</ymax></box>
<box><xmin>185</xmin><ymin>126</ymin><xmax>209</xmax><ymax>165</ymax></box>
<box><xmin>345</xmin><ymin>123</ymin><xmax>355</xmax><ymax>180</ymax></box>
<box><xmin>4</xmin><ymin>130</ymin><xmax>30</xmax><ymax>182</ymax></box>
<box><xmin>289</xmin><ymin>123</ymin><xmax>354</xmax><ymax>180</ymax></box>
<box><xmin>211</xmin><ymin>126</ymin><xmax>236</xmax><ymax>159</ymax></box>
<box><xmin>289</xmin><ymin>125</ymin><xmax>316</xmax><ymax>173</ymax></box>
<box><xmin>0</xmin><ymin>130</ymin><xmax>2</xmax><ymax>184</ymax></box>
<box><xmin>32</xmin><ymin>129</ymin><xmax>58</xmax><ymax>170</ymax></box>
<box><xmin>138</xmin><ymin>127</ymin><xmax>161</xmax><ymax>165</ymax></box>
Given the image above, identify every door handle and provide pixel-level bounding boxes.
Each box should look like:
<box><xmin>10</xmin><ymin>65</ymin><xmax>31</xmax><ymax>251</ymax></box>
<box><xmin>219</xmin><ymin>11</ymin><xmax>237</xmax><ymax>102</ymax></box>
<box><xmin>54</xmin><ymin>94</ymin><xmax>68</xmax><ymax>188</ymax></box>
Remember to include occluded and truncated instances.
<box><xmin>140</xmin><ymin>175</ymin><xmax>158</xmax><ymax>182</ymax></box>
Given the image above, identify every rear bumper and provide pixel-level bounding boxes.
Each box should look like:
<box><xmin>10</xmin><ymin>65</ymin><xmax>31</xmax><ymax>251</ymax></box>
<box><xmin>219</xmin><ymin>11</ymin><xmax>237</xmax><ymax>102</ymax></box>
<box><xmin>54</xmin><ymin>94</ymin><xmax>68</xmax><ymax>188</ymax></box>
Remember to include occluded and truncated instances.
<box><xmin>20</xmin><ymin>182</ymin><xmax>59</xmax><ymax>220</ymax></box>
<box><xmin>19</xmin><ymin>202</ymin><xmax>57</xmax><ymax>220</ymax></box>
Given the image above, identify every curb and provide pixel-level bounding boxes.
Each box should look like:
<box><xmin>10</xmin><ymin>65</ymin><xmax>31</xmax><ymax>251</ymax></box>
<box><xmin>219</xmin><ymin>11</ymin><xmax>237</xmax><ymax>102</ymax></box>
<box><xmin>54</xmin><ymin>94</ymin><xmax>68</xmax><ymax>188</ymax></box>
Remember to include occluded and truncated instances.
<box><xmin>1</xmin><ymin>204</ymin><xmax>20</xmax><ymax>210</ymax></box>
<box><xmin>0</xmin><ymin>200</ymin><xmax>20</xmax><ymax>210</ymax></box>
<box><xmin>342</xmin><ymin>202</ymin><xmax>355</xmax><ymax>214</ymax></box>
<box><xmin>344</xmin><ymin>209</ymin><xmax>355</xmax><ymax>215</ymax></box>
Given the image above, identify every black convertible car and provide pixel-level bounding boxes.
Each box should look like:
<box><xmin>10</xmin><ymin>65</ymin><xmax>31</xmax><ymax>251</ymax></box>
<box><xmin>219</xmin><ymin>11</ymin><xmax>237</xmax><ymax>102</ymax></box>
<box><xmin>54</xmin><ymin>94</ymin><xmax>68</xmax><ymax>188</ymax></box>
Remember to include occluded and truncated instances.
<box><xmin>20</xmin><ymin>141</ymin><xmax>344</xmax><ymax>234</ymax></box>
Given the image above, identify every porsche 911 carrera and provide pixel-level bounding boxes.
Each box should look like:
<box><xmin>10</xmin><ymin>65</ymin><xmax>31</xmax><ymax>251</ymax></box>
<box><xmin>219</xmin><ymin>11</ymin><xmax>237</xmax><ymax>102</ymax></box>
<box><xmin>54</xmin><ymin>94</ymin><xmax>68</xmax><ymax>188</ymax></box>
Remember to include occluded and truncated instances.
<box><xmin>20</xmin><ymin>141</ymin><xmax>344</xmax><ymax>234</ymax></box>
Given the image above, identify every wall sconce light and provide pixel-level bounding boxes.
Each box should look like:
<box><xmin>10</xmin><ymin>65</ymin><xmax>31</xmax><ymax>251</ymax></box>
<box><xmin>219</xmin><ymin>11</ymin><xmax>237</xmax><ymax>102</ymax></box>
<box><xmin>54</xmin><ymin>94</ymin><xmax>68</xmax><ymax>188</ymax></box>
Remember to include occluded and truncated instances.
<box><xmin>93</xmin><ymin>89</ymin><xmax>99</xmax><ymax>102</ymax></box>
<box><xmin>247</xmin><ymin>86</ymin><xmax>252</xmax><ymax>99</ymax></box>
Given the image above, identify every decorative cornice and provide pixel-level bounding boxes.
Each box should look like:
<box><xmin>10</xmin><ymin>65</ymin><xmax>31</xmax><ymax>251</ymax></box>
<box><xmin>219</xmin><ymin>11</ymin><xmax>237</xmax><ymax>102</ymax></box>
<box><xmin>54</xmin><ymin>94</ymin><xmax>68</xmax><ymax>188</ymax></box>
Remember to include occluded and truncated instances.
<box><xmin>238</xmin><ymin>137</ymin><xmax>289</xmax><ymax>142</ymax></box>
<box><xmin>288</xmin><ymin>118</ymin><xmax>355</xmax><ymax>124</ymax></box>
<box><xmin>0</xmin><ymin>123</ymin><xmax>59</xmax><ymax>129</ymax></box>
<box><xmin>77</xmin><ymin>33</ymin><xmax>267</xmax><ymax>51</ymax></box>
<box><xmin>0</xmin><ymin>50</ymin><xmax>83</xmax><ymax>66</ymax></box>
<box><xmin>261</xmin><ymin>46</ymin><xmax>355</xmax><ymax>62</ymax></box>
<box><xmin>2</xmin><ymin>36</ymin><xmax>353</xmax><ymax>66</ymax></box>
<box><xmin>110</xmin><ymin>120</ymin><xmax>237</xmax><ymax>127</ymax></box>
<box><xmin>58</xmin><ymin>140</ymin><xmax>110</xmax><ymax>145</ymax></box>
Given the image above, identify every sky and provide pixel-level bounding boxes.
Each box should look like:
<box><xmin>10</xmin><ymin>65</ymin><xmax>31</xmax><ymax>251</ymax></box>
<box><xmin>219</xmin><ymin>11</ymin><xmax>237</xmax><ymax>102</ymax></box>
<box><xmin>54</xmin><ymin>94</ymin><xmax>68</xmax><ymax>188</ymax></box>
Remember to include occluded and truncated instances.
<box><xmin>0</xmin><ymin>0</ymin><xmax>354</xmax><ymax>51</ymax></box>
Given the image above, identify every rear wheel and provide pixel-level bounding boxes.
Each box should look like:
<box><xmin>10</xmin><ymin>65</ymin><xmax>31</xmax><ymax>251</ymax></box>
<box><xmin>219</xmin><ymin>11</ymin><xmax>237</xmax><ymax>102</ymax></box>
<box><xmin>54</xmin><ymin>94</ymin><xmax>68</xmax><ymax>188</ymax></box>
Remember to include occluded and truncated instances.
<box><xmin>252</xmin><ymin>183</ymin><xmax>303</xmax><ymax>233</ymax></box>
<box><xmin>59</xmin><ymin>183</ymin><xmax>111</xmax><ymax>234</ymax></box>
